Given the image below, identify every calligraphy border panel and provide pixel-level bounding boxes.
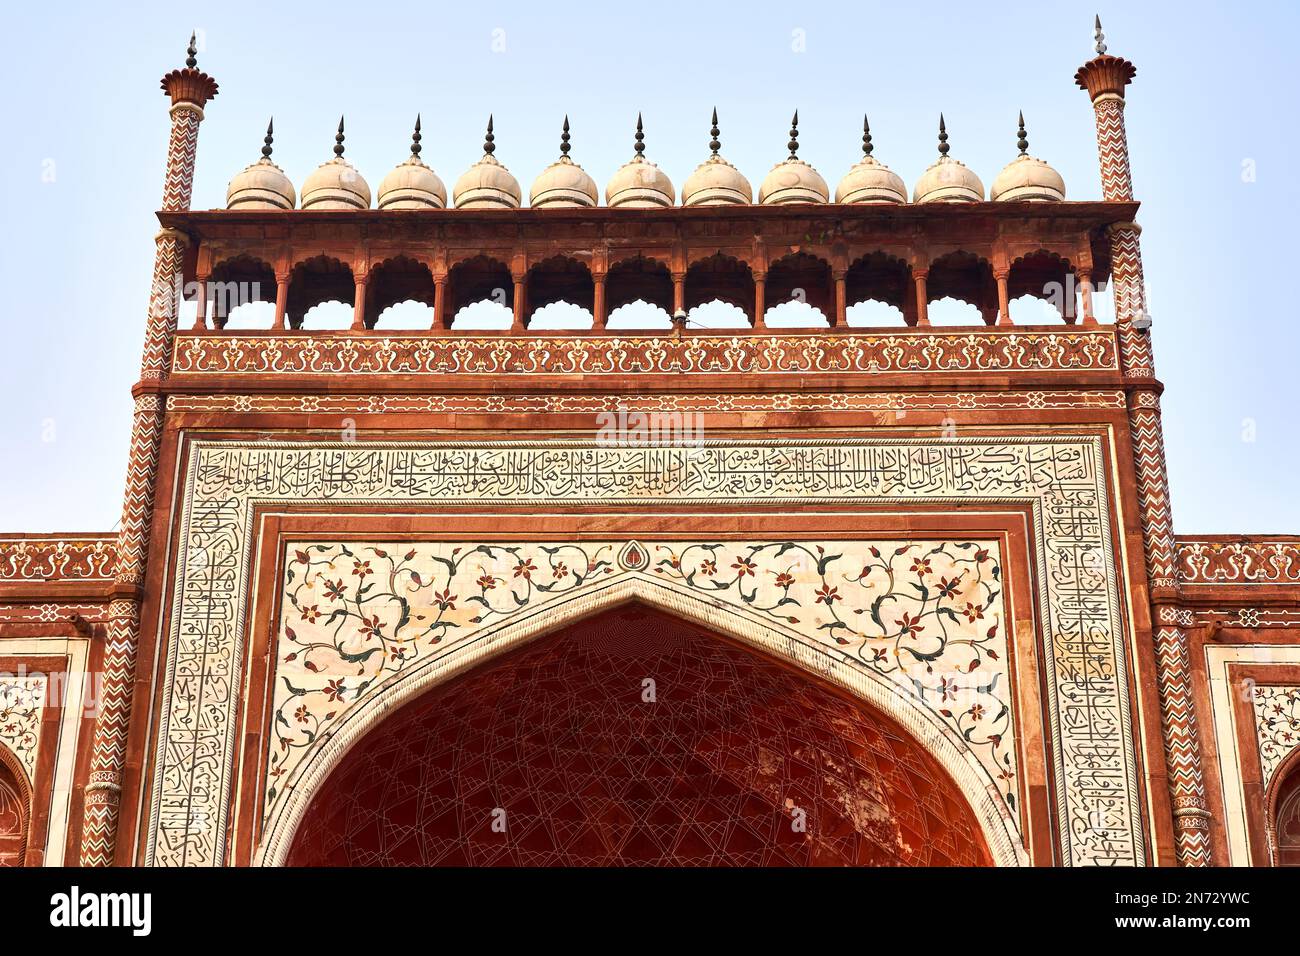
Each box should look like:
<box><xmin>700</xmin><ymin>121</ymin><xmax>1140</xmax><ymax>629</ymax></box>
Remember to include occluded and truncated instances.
<box><xmin>145</xmin><ymin>436</ymin><xmax>1141</xmax><ymax>867</ymax></box>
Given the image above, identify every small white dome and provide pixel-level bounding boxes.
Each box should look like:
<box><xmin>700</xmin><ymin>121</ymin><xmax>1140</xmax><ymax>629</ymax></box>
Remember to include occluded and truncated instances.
<box><xmin>300</xmin><ymin>119</ymin><xmax>371</xmax><ymax>210</ymax></box>
<box><xmin>605</xmin><ymin>117</ymin><xmax>674</xmax><ymax>208</ymax></box>
<box><xmin>913</xmin><ymin>116</ymin><xmax>983</xmax><ymax>203</ymax></box>
<box><xmin>835</xmin><ymin>157</ymin><xmax>907</xmax><ymax>204</ymax></box>
<box><xmin>531</xmin><ymin>157</ymin><xmax>599</xmax><ymax>208</ymax></box>
<box><xmin>378</xmin><ymin>158</ymin><xmax>447</xmax><ymax>209</ymax></box>
<box><xmin>377</xmin><ymin>118</ymin><xmax>446</xmax><ymax>209</ymax></box>
<box><xmin>991</xmin><ymin>155</ymin><xmax>1065</xmax><ymax>202</ymax></box>
<box><xmin>681</xmin><ymin>110</ymin><xmax>753</xmax><ymax>206</ymax></box>
<box><xmin>990</xmin><ymin>115</ymin><xmax>1065</xmax><ymax>202</ymax></box>
<box><xmin>453</xmin><ymin>117</ymin><xmax>521</xmax><ymax>209</ymax></box>
<box><xmin>226</xmin><ymin>121</ymin><xmax>295</xmax><ymax>209</ymax></box>
<box><xmin>833</xmin><ymin>119</ymin><xmax>906</xmax><ymax>204</ymax></box>
<box><xmin>606</xmin><ymin>157</ymin><xmax>674</xmax><ymax>207</ymax></box>
<box><xmin>529</xmin><ymin>118</ymin><xmax>598</xmax><ymax>208</ymax></box>
<box><xmin>759</xmin><ymin>159</ymin><xmax>829</xmax><ymax>204</ymax></box>
<box><xmin>758</xmin><ymin>112</ymin><xmax>828</xmax><ymax>204</ymax></box>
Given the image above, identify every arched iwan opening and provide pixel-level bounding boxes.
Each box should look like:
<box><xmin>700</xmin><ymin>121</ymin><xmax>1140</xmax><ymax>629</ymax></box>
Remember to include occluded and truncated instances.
<box><xmin>278</xmin><ymin>601</ymin><xmax>1003</xmax><ymax>867</ymax></box>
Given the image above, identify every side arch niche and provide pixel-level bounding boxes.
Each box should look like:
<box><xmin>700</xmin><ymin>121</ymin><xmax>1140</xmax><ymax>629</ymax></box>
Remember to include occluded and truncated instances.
<box><xmin>268</xmin><ymin>593</ymin><xmax>1016</xmax><ymax>867</ymax></box>
<box><xmin>0</xmin><ymin>746</ymin><xmax>30</xmax><ymax>867</ymax></box>
<box><xmin>1269</xmin><ymin>747</ymin><xmax>1300</xmax><ymax>866</ymax></box>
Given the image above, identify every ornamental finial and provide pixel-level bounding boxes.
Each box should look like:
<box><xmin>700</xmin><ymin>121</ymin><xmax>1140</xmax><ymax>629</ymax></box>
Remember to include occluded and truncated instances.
<box><xmin>411</xmin><ymin>114</ymin><xmax>422</xmax><ymax>158</ymax></box>
<box><xmin>560</xmin><ymin>115</ymin><xmax>571</xmax><ymax>158</ymax></box>
<box><xmin>186</xmin><ymin>31</ymin><xmax>197</xmax><ymax>69</ymax></box>
<box><xmin>334</xmin><ymin>116</ymin><xmax>345</xmax><ymax>158</ymax></box>
<box><xmin>484</xmin><ymin>114</ymin><xmax>495</xmax><ymax>155</ymax></box>
<box><xmin>1017</xmin><ymin>111</ymin><xmax>1028</xmax><ymax>155</ymax></box>
<box><xmin>709</xmin><ymin>108</ymin><xmax>721</xmax><ymax>156</ymax></box>
<box><xmin>1094</xmin><ymin>15</ymin><xmax>1107</xmax><ymax>55</ymax></box>
<box><xmin>862</xmin><ymin>114</ymin><xmax>873</xmax><ymax>157</ymax></box>
<box><xmin>262</xmin><ymin>118</ymin><xmax>274</xmax><ymax>160</ymax></box>
<box><xmin>787</xmin><ymin>110</ymin><xmax>800</xmax><ymax>160</ymax></box>
<box><xmin>938</xmin><ymin>114</ymin><xmax>949</xmax><ymax>157</ymax></box>
<box><xmin>634</xmin><ymin>113</ymin><xmax>645</xmax><ymax>158</ymax></box>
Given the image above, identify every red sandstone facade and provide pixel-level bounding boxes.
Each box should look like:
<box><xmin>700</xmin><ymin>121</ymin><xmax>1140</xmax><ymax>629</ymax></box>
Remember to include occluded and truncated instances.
<box><xmin>1</xmin><ymin>31</ymin><xmax>1298</xmax><ymax>868</ymax></box>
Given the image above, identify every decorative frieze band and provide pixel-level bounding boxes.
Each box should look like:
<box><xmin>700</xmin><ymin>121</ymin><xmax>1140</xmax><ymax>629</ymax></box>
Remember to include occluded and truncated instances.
<box><xmin>169</xmin><ymin>330</ymin><xmax>1119</xmax><ymax>377</ymax></box>
<box><xmin>165</xmin><ymin>389</ymin><xmax>1127</xmax><ymax>416</ymax></box>
<box><xmin>1175</xmin><ymin>539</ymin><xmax>1300</xmax><ymax>586</ymax></box>
<box><xmin>0</xmin><ymin>538</ymin><xmax>117</xmax><ymax>582</ymax></box>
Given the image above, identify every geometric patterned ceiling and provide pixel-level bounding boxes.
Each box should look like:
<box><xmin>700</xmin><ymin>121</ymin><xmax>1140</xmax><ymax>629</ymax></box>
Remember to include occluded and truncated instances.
<box><xmin>285</xmin><ymin>603</ymin><xmax>992</xmax><ymax>866</ymax></box>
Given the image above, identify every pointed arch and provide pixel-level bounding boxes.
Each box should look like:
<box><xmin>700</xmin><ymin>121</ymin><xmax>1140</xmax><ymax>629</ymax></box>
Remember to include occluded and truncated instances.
<box><xmin>1008</xmin><ymin>249</ymin><xmax>1077</xmax><ymax>324</ymax></box>
<box><xmin>286</xmin><ymin>255</ymin><xmax>353</xmax><ymax>329</ymax></box>
<box><xmin>0</xmin><ymin>745</ymin><xmax>30</xmax><ymax>868</ymax></box>
<box><xmin>1268</xmin><ymin>744</ymin><xmax>1300</xmax><ymax>866</ymax></box>
<box><xmin>257</xmin><ymin>573</ymin><xmax>1025</xmax><ymax>867</ymax></box>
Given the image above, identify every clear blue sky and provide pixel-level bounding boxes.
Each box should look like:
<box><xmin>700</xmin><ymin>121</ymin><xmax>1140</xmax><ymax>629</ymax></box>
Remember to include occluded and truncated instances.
<box><xmin>0</xmin><ymin>1</ymin><xmax>1294</xmax><ymax>533</ymax></box>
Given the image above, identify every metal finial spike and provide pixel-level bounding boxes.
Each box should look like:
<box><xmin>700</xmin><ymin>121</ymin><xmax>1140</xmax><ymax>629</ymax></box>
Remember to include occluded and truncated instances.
<box><xmin>185</xmin><ymin>32</ymin><xmax>197</xmax><ymax>69</ymax></box>
<box><xmin>862</xmin><ymin>115</ymin><xmax>873</xmax><ymax>157</ymax></box>
<box><xmin>560</xmin><ymin>115</ymin><xmax>571</xmax><ymax>157</ymax></box>
<box><xmin>788</xmin><ymin>110</ymin><xmax>800</xmax><ymax>159</ymax></box>
<box><xmin>261</xmin><ymin>118</ymin><xmax>274</xmax><ymax>160</ymax></box>
<box><xmin>938</xmin><ymin>114</ymin><xmax>949</xmax><ymax>157</ymax></box>
<box><xmin>334</xmin><ymin>116</ymin><xmax>346</xmax><ymax>158</ymax></box>
<box><xmin>1094</xmin><ymin>14</ymin><xmax>1107</xmax><ymax>55</ymax></box>
<box><xmin>1017</xmin><ymin>111</ymin><xmax>1028</xmax><ymax>155</ymax></box>
<box><xmin>634</xmin><ymin>113</ymin><xmax>645</xmax><ymax>158</ymax></box>
<box><xmin>709</xmin><ymin>108</ymin><xmax>721</xmax><ymax>155</ymax></box>
<box><xmin>410</xmin><ymin>114</ymin><xmax>423</xmax><ymax>158</ymax></box>
<box><xmin>484</xmin><ymin>114</ymin><xmax>495</xmax><ymax>155</ymax></box>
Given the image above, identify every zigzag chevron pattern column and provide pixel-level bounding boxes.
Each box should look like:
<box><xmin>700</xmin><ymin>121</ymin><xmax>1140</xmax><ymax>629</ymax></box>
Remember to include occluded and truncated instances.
<box><xmin>1157</xmin><ymin>611</ymin><xmax>1212</xmax><ymax>867</ymax></box>
<box><xmin>1077</xmin><ymin>41</ymin><xmax>1211</xmax><ymax>865</ymax></box>
<box><xmin>1093</xmin><ymin>96</ymin><xmax>1134</xmax><ymax>202</ymax></box>
<box><xmin>79</xmin><ymin>50</ymin><xmax>216</xmax><ymax>867</ymax></box>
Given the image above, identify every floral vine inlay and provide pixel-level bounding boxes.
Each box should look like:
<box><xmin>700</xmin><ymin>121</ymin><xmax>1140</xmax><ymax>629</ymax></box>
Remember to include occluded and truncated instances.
<box><xmin>269</xmin><ymin>538</ymin><xmax>1017</xmax><ymax>828</ymax></box>
<box><xmin>0</xmin><ymin>675</ymin><xmax>46</xmax><ymax>782</ymax></box>
<box><xmin>1254</xmin><ymin>684</ymin><xmax>1300</xmax><ymax>787</ymax></box>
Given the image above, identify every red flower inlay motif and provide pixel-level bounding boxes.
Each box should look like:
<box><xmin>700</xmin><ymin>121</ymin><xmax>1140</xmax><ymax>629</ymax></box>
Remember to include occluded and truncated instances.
<box><xmin>895</xmin><ymin>612</ymin><xmax>924</xmax><ymax>637</ymax></box>
<box><xmin>815</xmin><ymin>584</ymin><xmax>841</xmax><ymax>606</ymax></box>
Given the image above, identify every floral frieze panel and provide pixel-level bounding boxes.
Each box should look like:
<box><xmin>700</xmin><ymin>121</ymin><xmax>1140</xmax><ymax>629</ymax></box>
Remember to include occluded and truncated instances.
<box><xmin>0</xmin><ymin>537</ymin><xmax>117</xmax><ymax>581</ymax></box>
<box><xmin>1253</xmin><ymin>684</ymin><xmax>1300</xmax><ymax>787</ymax></box>
<box><xmin>170</xmin><ymin>330</ymin><xmax>1118</xmax><ymax>377</ymax></box>
<box><xmin>269</xmin><ymin>538</ymin><xmax>1016</xmax><ymax>831</ymax></box>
